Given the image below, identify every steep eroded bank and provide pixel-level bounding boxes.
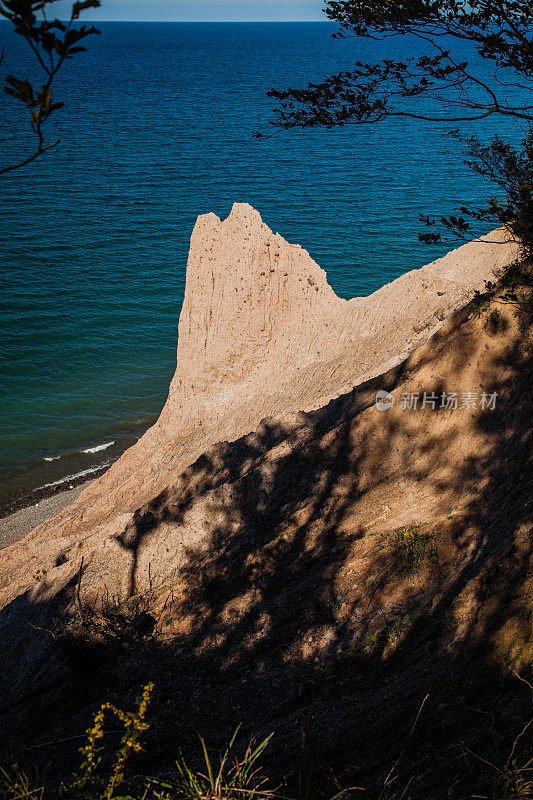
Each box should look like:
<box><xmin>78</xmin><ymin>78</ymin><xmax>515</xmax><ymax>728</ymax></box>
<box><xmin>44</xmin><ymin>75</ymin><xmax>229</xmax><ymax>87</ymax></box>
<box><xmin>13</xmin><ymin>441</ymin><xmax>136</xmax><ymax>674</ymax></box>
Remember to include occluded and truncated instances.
<box><xmin>0</xmin><ymin>205</ymin><xmax>517</xmax><ymax>608</ymax></box>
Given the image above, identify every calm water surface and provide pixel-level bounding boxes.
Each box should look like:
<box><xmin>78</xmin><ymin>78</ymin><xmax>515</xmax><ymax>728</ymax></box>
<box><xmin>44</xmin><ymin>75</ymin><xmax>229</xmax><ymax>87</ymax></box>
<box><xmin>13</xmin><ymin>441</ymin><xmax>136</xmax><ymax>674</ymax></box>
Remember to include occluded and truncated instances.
<box><xmin>0</xmin><ymin>22</ymin><xmax>523</xmax><ymax>502</ymax></box>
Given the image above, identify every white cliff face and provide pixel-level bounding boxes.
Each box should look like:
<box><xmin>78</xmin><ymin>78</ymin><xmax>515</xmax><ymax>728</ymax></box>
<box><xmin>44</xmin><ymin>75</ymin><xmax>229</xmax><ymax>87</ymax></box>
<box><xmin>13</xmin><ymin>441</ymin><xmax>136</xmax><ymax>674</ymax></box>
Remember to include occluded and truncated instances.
<box><xmin>160</xmin><ymin>202</ymin><xmax>514</xmax><ymax>434</ymax></box>
<box><xmin>0</xmin><ymin>204</ymin><xmax>518</xmax><ymax>607</ymax></box>
<box><xmin>163</xmin><ymin>203</ymin><xmax>348</xmax><ymax>424</ymax></box>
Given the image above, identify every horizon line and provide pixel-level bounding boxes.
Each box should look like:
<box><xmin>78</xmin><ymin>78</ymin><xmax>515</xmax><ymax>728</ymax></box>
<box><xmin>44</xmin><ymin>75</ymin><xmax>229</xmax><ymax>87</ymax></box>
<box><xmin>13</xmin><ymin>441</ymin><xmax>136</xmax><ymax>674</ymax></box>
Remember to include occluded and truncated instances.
<box><xmin>0</xmin><ymin>18</ymin><xmax>328</xmax><ymax>23</ymax></box>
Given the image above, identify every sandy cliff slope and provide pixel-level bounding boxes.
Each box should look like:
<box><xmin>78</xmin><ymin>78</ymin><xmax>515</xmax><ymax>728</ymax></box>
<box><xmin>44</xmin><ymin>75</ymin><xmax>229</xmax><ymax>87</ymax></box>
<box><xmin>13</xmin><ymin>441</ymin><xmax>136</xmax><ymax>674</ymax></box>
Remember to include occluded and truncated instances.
<box><xmin>0</xmin><ymin>204</ymin><xmax>517</xmax><ymax>608</ymax></box>
<box><xmin>0</xmin><ymin>273</ymin><xmax>530</xmax><ymax>791</ymax></box>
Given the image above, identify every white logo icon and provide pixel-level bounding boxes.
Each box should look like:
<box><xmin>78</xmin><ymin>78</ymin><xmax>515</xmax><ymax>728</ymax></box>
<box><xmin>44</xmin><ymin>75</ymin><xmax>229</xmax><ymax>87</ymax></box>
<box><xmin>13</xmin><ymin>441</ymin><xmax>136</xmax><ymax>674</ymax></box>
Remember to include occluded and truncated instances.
<box><xmin>375</xmin><ymin>390</ymin><xmax>395</xmax><ymax>411</ymax></box>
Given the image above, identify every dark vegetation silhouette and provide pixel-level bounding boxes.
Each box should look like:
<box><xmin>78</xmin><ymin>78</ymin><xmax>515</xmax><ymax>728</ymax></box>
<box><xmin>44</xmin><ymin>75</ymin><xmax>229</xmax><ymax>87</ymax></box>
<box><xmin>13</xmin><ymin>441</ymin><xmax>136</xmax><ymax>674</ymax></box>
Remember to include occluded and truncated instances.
<box><xmin>0</xmin><ymin>0</ymin><xmax>101</xmax><ymax>174</ymax></box>
<box><xmin>263</xmin><ymin>0</ymin><xmax>533</xmax><ymax>310</ymax></box>
<box><xmin>266</xmin><ymin>1</ymin><xmax>533</xmax><ymax>128</ymax></box>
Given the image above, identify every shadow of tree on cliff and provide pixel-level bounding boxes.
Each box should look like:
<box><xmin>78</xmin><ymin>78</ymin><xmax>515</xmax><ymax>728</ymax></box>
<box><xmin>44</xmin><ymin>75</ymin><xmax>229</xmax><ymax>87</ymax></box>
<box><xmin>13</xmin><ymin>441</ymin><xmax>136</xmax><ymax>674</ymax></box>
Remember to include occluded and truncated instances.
<box><xmin>0</xmin><ymin>306</ymin><xmax>532</xmax><ymax>796</ymax></box>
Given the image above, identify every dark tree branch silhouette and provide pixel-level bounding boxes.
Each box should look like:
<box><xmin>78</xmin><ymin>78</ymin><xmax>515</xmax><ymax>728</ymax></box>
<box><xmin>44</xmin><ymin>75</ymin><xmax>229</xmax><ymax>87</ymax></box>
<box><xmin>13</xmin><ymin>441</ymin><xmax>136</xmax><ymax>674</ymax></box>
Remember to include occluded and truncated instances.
<box><xmin>264</xmin><ymin>0</ymin><xmax>533</xmax><ymax>130</ymax></box>
<box><xmin>262</xmin><ymin>0</ymin><xmax>533</xmax><ymax>306</ymax></box>
<box><xmin>0</xmin><ymin>0</ymin><xmax>101</xmax><ymax>175</ymax></box>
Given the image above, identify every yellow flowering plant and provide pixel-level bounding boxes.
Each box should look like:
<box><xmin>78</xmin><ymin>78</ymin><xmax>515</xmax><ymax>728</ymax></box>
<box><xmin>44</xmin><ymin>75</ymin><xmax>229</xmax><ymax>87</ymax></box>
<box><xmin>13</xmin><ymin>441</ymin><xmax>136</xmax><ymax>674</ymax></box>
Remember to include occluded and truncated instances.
<box><xmin>67</xmin><ymin>682</ymin><xmax>154</xmax><ymax>800</ymax></box>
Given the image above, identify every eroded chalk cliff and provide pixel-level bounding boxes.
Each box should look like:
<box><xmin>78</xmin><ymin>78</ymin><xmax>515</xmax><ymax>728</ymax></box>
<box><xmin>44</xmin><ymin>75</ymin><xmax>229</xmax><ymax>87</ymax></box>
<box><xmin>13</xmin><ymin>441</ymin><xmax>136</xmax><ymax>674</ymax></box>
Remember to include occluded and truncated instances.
<box><xmin>0</xmin><ymin>204</ymin><xmax>517</xmax><ymax>607</ymax></box>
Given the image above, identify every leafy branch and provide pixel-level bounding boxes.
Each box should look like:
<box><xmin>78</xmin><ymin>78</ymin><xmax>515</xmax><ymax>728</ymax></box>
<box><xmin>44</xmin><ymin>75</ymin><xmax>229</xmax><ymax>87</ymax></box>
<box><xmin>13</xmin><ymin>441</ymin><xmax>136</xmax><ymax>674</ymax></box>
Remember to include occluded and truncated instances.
<box><xmin>0</xmin><ymin>0</ymin><xmax>101</xmax><ymax>175</ymax></box>
<box><xmin>418</xmin><ymin>126</ymin><xmax>533</xmax><ymax>250</ymax></box>
<box><xmin>262</xmin><ymin>1</ymin><xmax>533</xmax><ymax>130</ymax></box>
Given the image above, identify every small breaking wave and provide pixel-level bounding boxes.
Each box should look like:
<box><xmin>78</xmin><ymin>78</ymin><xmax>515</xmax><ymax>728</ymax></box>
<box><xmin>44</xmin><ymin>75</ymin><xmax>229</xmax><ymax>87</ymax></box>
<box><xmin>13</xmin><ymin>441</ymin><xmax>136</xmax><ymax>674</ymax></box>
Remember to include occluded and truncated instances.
<box><xmin>39</xmin><ymin>463</ymin><xmax>110</xmax><ymax>490</ymax></box>
<box><xmin>81</xmin><ymin>441</ymin><xmax>115</xmax><ymax>455</ymax></box>
<box><xmin>41</xmin><ymin>440</ymin><xmax>115</xmax><ymax>463</ymax></box>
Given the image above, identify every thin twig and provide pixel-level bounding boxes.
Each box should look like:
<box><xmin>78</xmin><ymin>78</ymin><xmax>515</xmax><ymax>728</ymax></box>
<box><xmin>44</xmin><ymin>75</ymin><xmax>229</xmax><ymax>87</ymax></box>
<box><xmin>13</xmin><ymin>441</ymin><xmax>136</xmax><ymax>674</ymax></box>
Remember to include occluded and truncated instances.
<box><xmin>0</xmin><ymin>140</ymin><xmax>60</xmax><ymax>175</ymax></box>
<box><xmin>513</xmin><ymin>671</ymin><xmax>533</xmax><ymax>693</ymax></box>
<box><xmin>75</xmin><ymin>555</ymin><xmax>85</xmax><ymax>613</ymax></box>
<box><xmin>24</xmin><ymin>730</ymin><xmax>123</xmax><ymax>752</ymax></box>
<box><xmin>381</xmin><ymin>694</ymin><xmax>429</xmax><ymax>793</ymax></box>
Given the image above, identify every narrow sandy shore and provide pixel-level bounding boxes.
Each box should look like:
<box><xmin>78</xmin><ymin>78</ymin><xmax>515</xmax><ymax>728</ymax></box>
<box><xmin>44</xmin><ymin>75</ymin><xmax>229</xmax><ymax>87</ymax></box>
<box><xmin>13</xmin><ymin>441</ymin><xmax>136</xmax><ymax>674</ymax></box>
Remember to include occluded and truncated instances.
<box><xmin>0</xmin><ymin>481</ymin><xmax>93</xmax><ymax>551</ymax></box>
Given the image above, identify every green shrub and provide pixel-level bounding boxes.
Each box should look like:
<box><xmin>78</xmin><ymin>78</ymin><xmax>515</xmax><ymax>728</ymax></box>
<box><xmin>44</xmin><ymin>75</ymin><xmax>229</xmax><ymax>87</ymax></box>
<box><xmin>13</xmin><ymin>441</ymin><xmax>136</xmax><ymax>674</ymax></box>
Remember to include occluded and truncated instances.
<box><xmin>390</xmin><ymin>526</ymin><xmax>438</xmax><ymax>577</ymax></box>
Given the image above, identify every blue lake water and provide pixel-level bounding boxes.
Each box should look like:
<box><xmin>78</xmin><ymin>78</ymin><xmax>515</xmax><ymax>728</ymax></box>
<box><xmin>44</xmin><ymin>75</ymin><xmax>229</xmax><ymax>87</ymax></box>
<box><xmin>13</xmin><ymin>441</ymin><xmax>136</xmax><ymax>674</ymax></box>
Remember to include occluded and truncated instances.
<box><xmin>0</xmin><ymin>21</ymin><xmax>524</xmax><ymax>503</ymax></box>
